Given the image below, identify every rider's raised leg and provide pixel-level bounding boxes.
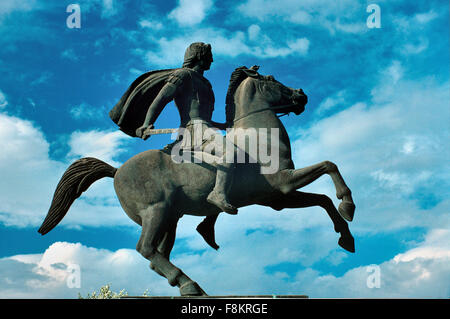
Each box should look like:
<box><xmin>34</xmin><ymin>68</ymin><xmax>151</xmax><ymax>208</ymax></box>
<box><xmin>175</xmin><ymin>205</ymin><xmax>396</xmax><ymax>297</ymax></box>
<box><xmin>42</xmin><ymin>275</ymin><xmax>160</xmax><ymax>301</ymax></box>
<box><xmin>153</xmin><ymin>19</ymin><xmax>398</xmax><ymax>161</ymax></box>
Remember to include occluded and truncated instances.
<box><xmin>201</xmin><ymin>129</ymin><xmax>238</xmax><ymax>215</ymax></box>
<box><xmin>207</xmin><ymin>163</ymin><xmax>238</xmax><ymax>215</ymax></box>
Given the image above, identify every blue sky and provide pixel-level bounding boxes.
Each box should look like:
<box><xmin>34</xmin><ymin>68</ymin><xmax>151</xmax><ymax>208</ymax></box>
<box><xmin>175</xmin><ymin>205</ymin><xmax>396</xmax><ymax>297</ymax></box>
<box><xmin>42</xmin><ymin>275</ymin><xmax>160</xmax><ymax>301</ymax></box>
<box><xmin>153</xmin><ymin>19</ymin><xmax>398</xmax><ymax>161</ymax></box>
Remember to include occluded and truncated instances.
<box><xmin>0</xmin><ymin>0</ymin><xmax>449</xmax><ymax>298</ymax></box>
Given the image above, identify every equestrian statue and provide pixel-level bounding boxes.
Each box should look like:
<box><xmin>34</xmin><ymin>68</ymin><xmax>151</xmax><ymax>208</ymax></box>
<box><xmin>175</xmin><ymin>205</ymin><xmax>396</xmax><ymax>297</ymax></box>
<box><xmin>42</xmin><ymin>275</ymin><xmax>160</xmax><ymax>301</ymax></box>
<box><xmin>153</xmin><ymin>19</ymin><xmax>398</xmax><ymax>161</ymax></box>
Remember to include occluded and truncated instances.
<box><xmin>38</xmin><ymin>42</ymin><xmax>356</xmax><ymax>296</ymax></box>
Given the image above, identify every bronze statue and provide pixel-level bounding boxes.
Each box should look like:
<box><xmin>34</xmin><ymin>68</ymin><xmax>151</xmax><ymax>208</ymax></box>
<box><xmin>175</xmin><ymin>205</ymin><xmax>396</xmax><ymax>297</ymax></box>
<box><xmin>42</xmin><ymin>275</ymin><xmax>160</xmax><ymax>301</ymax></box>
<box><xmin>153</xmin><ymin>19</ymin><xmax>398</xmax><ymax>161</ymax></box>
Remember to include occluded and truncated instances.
<box><xmin>109</xmin><ymin>42</ymin><xmax>236</xmax><ymax>249</ymax></box>
<box><xmin>110</xmin><ymin>43</ymin><xmax>236</xmax><ymax>211</ymax></box>
<box><xmin>38</xmin><ymin>43</ymin><xmax>355</xmax><ymax>296</ymax></box>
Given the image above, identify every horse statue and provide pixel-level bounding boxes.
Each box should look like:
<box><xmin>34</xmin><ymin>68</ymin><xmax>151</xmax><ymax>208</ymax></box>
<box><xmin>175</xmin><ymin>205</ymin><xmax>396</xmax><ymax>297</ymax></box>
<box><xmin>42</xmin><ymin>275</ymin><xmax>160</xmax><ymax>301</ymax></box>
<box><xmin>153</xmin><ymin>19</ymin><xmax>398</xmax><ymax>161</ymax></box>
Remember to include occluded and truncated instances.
<box><xmin>38</xmin><ymin>66</ymin><xmax>355</xmax><ymax>296</ymax></box>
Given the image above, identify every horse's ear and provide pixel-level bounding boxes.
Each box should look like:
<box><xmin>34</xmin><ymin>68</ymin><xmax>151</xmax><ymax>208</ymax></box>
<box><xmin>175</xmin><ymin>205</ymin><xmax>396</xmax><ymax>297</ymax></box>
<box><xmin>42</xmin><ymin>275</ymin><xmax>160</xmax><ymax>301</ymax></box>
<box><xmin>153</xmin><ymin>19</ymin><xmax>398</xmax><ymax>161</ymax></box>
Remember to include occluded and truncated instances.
<box><xmin>242</xmin><ymin>67</ymin><xmax>259</xmax><ymax>78</ymax></box>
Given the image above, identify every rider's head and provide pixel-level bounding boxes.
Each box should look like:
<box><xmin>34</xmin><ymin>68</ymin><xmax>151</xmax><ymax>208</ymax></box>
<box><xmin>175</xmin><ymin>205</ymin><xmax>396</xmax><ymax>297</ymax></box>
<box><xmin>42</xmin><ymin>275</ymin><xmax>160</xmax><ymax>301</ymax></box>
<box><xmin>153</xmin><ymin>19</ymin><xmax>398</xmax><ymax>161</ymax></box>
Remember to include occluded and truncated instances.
<box><xmin>182</xmin><ymin>42</ymin><xmax>213</xmax><ymax>70</ymax></box>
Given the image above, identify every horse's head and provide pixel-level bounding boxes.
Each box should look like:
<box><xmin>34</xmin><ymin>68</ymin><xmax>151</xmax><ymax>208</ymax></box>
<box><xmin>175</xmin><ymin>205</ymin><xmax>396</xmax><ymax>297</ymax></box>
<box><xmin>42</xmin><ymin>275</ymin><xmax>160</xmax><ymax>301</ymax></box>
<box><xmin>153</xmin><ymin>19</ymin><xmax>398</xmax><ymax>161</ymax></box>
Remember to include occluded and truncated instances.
<box><xmin>227</xmin><ymin>66</ymin><xmax>308</xmax><ymax>124</ymax></box>
<box><xmin>257</xmin><ymin>73</ymin><xmax>308</xmax><ymax>116</ymax></box>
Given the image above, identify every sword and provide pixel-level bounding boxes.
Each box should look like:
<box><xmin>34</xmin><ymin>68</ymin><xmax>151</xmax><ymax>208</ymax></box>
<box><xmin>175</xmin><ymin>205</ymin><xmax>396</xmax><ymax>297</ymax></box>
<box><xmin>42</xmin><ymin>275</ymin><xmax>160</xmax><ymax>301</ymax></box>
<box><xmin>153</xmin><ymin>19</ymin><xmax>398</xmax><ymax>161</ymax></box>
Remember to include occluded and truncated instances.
<box><xmin>143</xmin><ymin>128</ymin><xmax>178</xmax><ymax>135</ymax></box>
<box><xmin>141</xmin><ymin>127</ymin><xmax>178</xmax><ymax>140</ymax></box>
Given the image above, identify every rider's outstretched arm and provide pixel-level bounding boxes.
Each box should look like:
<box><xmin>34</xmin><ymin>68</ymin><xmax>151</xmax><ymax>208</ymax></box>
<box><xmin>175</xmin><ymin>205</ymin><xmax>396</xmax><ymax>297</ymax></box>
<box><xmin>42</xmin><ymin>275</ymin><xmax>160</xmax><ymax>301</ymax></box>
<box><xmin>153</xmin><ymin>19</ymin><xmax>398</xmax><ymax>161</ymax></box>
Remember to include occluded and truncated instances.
<box><xmin>144</xmin><ymin>83</ymin><xmax>177</xmax><ymax>126</ymax></box>
<box><xmin>136</xmin><ymin>83</ymin><xmax>178</xmax><ymax>139</ymax></box>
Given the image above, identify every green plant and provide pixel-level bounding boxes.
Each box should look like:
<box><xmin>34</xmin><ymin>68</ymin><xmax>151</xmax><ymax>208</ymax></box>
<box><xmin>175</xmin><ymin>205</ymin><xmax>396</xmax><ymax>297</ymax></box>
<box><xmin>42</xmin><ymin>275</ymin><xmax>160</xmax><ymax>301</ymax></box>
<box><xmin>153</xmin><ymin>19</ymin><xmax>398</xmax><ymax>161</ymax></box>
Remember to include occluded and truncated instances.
<box><xmin>78</xmin><ymin>284</ymin><xmax>128</xmax><ymax>299</ymax></box>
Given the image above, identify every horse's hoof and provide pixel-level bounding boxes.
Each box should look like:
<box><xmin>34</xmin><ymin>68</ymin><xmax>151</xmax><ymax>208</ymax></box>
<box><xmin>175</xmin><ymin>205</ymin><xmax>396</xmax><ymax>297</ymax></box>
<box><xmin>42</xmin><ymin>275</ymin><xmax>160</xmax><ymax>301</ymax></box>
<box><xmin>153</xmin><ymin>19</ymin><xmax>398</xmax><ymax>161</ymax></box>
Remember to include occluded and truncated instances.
<box><xmin>180</xmin><ymin>281</ymin><xmax>208</xmax><ymax>296</ymax></box>
<box><xmin>338</xmin><ymin>200</ymin><xmax>355</xmax><ymax>222</ymax></box>
<box><xmin>338</xmin><ymin>235</ymin><xmax>355</xmax><ymax>253</ymax></box>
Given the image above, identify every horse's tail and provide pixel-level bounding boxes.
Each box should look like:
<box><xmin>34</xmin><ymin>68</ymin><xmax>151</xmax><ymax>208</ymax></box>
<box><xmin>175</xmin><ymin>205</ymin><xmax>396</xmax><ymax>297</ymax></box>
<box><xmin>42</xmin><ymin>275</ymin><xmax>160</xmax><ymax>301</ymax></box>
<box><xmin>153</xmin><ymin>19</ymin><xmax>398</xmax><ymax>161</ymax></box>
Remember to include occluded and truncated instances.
<box><xmin>38</xmin><ymin>157</ymin><xmax>117</xmax><ymax>235</ymax></box>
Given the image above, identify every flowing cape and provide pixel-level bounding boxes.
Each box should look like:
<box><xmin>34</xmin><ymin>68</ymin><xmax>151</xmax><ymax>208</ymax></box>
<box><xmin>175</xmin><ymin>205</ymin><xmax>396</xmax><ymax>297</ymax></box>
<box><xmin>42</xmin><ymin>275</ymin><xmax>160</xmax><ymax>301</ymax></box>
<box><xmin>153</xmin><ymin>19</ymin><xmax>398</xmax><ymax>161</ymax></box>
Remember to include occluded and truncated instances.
<box><xmin>109</xmin><ymin>68</ymin><xmax>178</xmax><ymax>137</ymax></box>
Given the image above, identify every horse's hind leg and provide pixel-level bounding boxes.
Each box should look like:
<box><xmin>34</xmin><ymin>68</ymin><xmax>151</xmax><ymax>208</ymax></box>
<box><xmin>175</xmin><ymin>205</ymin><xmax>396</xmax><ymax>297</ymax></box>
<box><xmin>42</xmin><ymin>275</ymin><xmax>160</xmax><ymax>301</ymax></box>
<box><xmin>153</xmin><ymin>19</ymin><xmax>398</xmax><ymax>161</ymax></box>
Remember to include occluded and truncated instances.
<box><xmin>268</xmin><ymin>191</ymin><xmax>355</xmax><ymax>252</ymax></box>
<box><xmin>149</xmin><ymin>221</ymin><xmax>177</xmax><ymax>278</ymax></box>
<box><xmin>276</xmin><ymin>161</ymin><xmax>355</xmax><ymax>221</ymax></box>
<box><xmin>136</xmin><ymin>203</ymin><xmax>207</xmax><ymax>296</ymax></box>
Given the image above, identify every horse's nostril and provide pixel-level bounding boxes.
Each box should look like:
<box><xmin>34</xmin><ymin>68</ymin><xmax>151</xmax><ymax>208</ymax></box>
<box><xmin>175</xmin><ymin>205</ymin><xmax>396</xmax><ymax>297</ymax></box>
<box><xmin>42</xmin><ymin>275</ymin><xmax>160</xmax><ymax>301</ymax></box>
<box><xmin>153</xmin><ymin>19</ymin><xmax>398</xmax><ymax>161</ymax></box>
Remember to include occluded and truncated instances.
<box><xmin>293</xmin><ymin>93</ymin><xmax>304</xmax><ymax>102</ymax></box>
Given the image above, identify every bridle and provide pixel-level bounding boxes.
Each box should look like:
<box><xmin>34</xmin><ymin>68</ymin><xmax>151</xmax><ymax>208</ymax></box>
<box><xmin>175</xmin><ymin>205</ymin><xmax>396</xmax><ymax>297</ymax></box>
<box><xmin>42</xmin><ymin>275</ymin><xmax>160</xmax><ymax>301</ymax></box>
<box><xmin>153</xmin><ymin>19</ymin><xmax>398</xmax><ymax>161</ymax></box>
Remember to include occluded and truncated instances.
<box><xmin>232</xmin><ymin>102</ymin><xmax>301</xmax><ymax>123</ymax></box>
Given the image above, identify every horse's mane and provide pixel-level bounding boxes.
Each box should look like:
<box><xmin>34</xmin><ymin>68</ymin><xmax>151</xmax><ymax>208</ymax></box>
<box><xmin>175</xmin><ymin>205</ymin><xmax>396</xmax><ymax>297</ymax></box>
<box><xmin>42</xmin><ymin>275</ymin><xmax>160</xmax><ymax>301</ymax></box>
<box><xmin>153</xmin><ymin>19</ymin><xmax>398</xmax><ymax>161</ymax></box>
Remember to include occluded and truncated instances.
<box><xmin>225</xmin><ymin>66</ymin><xmax>251</xmax><ymax>125</ymax></box>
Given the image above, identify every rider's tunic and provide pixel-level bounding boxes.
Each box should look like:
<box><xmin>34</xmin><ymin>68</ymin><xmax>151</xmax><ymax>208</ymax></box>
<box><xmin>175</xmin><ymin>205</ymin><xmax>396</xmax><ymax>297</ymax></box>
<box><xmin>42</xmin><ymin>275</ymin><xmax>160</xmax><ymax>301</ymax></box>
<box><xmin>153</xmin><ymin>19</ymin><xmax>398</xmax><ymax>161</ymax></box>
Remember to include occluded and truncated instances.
<box><xmin>166</xmin><ymin>68</ymin><xmax>224</xmax><ymax>154</ymax></box>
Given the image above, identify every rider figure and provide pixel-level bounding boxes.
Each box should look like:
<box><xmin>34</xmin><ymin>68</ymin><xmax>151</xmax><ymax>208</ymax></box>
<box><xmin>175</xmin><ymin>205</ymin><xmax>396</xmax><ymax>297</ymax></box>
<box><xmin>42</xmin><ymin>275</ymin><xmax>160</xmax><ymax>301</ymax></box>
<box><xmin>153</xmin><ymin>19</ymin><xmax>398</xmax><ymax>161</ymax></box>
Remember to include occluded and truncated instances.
<box><xmin>134</xmin><ymin>42</ymin><xmax>236</xmax><ymax>249</ymax></box>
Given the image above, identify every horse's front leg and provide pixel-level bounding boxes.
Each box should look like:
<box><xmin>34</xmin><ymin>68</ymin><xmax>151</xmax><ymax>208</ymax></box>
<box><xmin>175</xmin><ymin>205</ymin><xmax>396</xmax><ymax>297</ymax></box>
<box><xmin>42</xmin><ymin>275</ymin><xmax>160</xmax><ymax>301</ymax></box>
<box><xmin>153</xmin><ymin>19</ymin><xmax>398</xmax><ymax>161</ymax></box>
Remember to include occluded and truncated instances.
<box><xmin>274</xmin><ymin>161</ymin><xmax>355</xmax><ymax>221</ymax></box>
<box><xmin>267</xmin><ymin>191</ymin><xmax>355</xmax><ymax>253</ymax></box>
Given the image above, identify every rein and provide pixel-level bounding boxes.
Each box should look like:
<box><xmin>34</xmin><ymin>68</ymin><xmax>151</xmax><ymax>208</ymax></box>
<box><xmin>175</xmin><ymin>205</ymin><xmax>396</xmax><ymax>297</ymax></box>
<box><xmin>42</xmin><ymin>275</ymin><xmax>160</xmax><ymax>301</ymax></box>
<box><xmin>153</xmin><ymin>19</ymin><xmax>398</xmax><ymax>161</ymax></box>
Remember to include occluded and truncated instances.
<box><xmin>232</xmin><ymin>103</ymin><xmax>298</xmax><ymax>123</ymax></box>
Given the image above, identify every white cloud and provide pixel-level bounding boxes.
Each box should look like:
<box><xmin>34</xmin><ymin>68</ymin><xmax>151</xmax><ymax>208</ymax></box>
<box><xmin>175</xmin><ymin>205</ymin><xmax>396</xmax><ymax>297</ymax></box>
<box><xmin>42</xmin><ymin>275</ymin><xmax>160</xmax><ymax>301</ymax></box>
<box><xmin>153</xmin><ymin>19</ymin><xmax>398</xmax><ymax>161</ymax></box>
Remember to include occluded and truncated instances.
<box><xmin>0</xmin><ymin>2</ymin><xmax>57</xmax><ymax>49</ymax></box>
<box><xmin>401</xmin><ymin>138</ymin><xmax>415</xmax><ymax>154</ymax></box>
<box><xmin>295</xmin><ymin>229</ymin><xmax>450</xmax><ymax>298</ymax></box>
<box><xmin>394</xmin><ymin>229</ymin><xmax>450</xmax><ymax>263</ymax></box>
<box><xmin>27</xmin><ymin>98</ymin><xmax>36</xmax><ymax>110</ymax></box>
<box><xmin>0</xmin><ymin>113</ymin><xmax>134</xmax><ymax>228</ymax></box>
<box><xmin>385</xmin><ymin>60</ymin><xmax>403</xmax><ymax>84</ymax></box>
<box><xmin>67</xmin><ymin>130</ymin><xmax>131</xmax><ymax>166</ymax></box>
<box><xmin>288</xmin><ymin>10</ymin><xmax>312</xmax><ymax>25</ymax></box>
<box><xmin>0</xmin><ymin>242</ymin><xmax>175</xmax><ymax>298</ymax></box>
<box><xmin>101</xmin><ymin>0</ymin><xmax>118</xmax><ymax>18</ymax></box>
<box><xmin>0</xmin><ymin>113</ymin><xmax>65</xmax><ymax>227</ymax></box>
<box><xmin>291</xmin><ymin>62</ymin><xmax>450</xmax><ymax>233</ymax></box>
<box><xmin>253</xmin><ymin>37</ymin><xmax>309</xmax><ymax>58</ymax></box>
<box><xmin>142</xmin><ymin>29</ymin><xmax>251</xmax><ymax>67</ymax></box>
<box><xmin>414</xmin><ymin>10</ymin><xmax>439</xmax><ymax>24</ymax></box>
<box><xmin>0</xmin><ymin>220</ymin><xmax>349</xmax><ymax>298</ymax></box>
<box><xmin>69</xmin><ymin>102</ymin><xmax>105</xmax><ymax>120</ymax></box>
<box><xmin>61</xmin><ymin>48</ymin><xmax>79</xmax><ymax>61</ymax></box>
<box><xmin>315</xmin><ymin>90</ymin><xmax>347</xmax><ymax>115</ymax></box>
<box><xmin>0</xmin><ymin>0</ymin><xmax>121</xmax><ymax>19</ymax></box>
<box><xmin>139</xmin><ymin>19</ymin><xmax>163</xmax><ymax>30</ymax></box>
<box><xmin>370</xmin><ymin>169</ymin><xmax>432</xmax><ymax>195</ymax></box>
<box><xmin>392</xmin><ymin>6</ymin><xmax>443</xmax><ymax>36</ymax></box>
<box><xmin>0</xmin><ymin>0</ymin><xmax>36</xmax><ymax>16</ymax></box>
<box><xmin>83</xmin><ymin>0</ymin><xmax>126</xmax><ymax>19</ymax></box>
<box><xmin>61</xmin><ymin>130</ymin><xmax>136</xmax><ymax>230</ymax></box>
<box><xmin>30</xmin><ymin>71</ymin><xmax>53</xmax><ymax>86</ymax></box>
<box><xmin>1</xmin><ymin>228</ymin><xmax>448</xmax><ymax>298</ymax></box>
<box><xmin>168</xmin><ymin>0</ymin><xmax>214</xmax><ymax>26</ymax></box>
<box><xmin>401</xmin><ymin>38</ymin><xmax>429</xmax><ymax>55</ymax></box>
<box><xmin>142</xmin><ymin>28</ymin><xmax>309</xmax><ymax>68</ymax></box>
<box><xmin>237</xmin><ymin>0</ymin><xmax>366</xmax><ymax>34</ymax></box>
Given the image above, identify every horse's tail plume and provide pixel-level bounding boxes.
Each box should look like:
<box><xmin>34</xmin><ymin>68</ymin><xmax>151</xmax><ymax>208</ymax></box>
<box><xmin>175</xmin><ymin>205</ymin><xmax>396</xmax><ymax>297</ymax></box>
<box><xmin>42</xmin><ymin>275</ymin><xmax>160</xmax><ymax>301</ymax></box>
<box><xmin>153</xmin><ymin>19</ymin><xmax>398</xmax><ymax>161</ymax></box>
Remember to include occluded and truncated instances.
<box><xmin>38</xmin><ymin>157</ymin><xmax>117</xmax><ymax>235</ymax></box>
